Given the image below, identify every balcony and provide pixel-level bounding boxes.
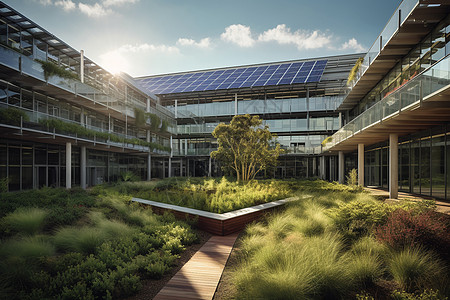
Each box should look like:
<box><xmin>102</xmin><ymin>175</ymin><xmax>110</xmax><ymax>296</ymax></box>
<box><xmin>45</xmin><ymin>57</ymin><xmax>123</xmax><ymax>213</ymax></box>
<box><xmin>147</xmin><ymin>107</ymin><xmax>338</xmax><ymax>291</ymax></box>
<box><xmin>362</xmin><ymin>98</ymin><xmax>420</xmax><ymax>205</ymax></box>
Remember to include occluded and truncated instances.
<box><xmin>324</xmin><ymin>56</ymin><xmax>450</xmax><ymax>151</ymax></box>
<box><xmin>0</xmin><ymin>104</ymin><xmax>171</xmax><ymax>155</ymax></box>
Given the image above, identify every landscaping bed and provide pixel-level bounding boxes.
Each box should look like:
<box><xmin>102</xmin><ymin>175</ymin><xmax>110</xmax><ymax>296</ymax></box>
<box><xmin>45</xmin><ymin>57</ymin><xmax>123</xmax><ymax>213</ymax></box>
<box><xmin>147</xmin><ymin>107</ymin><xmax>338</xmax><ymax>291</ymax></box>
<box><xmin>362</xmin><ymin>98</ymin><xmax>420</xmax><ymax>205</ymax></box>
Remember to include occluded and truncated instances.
<box><xmin>213</xmin><ymin>180</ymin><xmax>450</xmax><ymax>300</ymax></box>
<box><xmin>0</xmin><ymin>187</ymin><xmax>201</xmax><ymax>299</ymax></box>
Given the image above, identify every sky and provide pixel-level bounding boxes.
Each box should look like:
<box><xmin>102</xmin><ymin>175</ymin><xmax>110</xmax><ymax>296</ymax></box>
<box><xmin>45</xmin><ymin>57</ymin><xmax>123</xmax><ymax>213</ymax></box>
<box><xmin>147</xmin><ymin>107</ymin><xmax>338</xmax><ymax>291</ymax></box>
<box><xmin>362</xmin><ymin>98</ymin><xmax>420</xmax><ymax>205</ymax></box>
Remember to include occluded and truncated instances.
<box><xmin>4</xmin><ymin>0</ymin><xmax>402</xmax><ymax>77</ymax></box>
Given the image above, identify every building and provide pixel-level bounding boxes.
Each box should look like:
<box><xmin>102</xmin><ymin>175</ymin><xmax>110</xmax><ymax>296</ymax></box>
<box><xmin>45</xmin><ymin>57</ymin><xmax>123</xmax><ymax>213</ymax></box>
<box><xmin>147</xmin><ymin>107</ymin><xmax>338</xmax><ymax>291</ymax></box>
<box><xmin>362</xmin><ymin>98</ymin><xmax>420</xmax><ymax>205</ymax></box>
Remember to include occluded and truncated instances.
<box><xmin>324</xmin><ymin>0</ymin><xmax>450</xmax><ymax>201</ymax></box>
<box><xmin>0</xmin><ymin>2</ymin><xmax>175</xmax><ymax>191</ymax></box>
<box><xmin>2</xmin><ymin>0</ymin><xmax>449</xmax><ymax>204</ymax></box>
<box><xmin>134</xmin><ymin>54</ymin><xmax>360</xmax><ymax>179</ymax></box>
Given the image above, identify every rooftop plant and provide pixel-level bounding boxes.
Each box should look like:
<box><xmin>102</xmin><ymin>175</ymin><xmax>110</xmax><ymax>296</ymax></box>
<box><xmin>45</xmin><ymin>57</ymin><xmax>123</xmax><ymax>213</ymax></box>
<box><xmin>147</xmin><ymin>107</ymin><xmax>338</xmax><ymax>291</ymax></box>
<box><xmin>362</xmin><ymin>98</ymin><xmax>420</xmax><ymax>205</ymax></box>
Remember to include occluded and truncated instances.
<box><xmin>36</xmin><ymin>59</ymin><xmax>78</xmax><ymax>81</ymax></box>
<box><xmin>347</xmin><ymin>57</ymin><xmax>364</xmax><ymax>86</ymax></box>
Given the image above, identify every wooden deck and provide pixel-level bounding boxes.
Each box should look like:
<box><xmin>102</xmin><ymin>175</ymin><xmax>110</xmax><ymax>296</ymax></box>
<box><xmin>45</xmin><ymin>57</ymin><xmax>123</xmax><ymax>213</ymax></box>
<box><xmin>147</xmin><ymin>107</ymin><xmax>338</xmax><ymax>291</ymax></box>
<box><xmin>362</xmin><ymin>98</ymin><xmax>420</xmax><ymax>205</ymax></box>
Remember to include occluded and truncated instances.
<box><xmin>365</xmin><ymin>187</ymin><xmax>450</xmax><ymax>214</ymax></box>
<box><xmin>153</xmin><ymin>233</ymin><xmax>239</xmax><ymax>300</ymax></box>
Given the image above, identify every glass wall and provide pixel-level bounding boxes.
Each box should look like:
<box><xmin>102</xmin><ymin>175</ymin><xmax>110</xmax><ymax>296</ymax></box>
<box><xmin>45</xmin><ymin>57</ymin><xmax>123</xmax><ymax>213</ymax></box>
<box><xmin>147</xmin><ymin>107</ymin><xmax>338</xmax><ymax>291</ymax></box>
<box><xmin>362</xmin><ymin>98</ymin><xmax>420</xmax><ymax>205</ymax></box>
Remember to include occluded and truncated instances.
<box><xmin>364</xmin><ymin>124</ymin><xmax>450</xmax><ymax>200</ymax></box>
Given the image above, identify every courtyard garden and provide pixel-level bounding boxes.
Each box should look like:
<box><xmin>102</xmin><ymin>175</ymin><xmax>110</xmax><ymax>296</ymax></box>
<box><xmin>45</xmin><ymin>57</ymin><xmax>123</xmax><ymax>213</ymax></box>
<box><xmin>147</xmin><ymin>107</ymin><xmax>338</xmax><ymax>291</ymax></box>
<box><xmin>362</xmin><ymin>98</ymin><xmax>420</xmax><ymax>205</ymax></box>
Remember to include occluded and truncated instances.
<box><xmin>0</xmin><ymin>178</ymin><xmax>449</xmax><ymax>299</ymax></box>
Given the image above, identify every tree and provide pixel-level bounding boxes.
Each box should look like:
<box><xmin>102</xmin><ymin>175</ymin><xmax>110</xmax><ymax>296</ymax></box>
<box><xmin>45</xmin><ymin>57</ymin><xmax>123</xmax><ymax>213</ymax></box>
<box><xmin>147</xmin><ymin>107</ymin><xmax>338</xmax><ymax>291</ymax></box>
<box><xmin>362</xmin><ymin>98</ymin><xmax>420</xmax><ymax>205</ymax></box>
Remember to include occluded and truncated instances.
<box><xmin>211</xmin><ymin>114</ymin><xmax>283</xmax><ymax>182</ymax></box>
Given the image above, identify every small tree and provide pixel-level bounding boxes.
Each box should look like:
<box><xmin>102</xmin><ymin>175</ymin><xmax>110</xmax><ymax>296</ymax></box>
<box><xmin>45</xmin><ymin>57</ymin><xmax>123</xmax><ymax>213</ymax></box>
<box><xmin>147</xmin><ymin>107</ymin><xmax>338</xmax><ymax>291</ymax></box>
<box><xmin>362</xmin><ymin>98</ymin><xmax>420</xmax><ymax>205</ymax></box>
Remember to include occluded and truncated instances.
<box><xmin>211</xmin><ymin>114</ymin><xmax>283</xmax><ymax>182</ymax></box>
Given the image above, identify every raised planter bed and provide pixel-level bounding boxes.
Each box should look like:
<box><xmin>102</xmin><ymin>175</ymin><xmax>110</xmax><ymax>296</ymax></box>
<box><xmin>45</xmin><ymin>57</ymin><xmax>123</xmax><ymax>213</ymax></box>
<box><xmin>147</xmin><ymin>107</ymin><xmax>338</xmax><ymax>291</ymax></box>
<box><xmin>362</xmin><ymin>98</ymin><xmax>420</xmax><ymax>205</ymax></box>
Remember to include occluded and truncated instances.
<box><xmin>132</xmin><ymin>197</ymin><xmax>299</xmax><ymax>235</ymax></box>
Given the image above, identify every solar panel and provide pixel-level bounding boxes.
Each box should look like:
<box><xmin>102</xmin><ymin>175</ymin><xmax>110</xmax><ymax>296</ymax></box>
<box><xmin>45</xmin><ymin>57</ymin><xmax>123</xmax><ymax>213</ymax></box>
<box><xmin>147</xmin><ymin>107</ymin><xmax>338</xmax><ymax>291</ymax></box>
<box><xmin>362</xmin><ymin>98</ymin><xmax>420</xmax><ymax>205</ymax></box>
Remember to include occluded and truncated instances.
<box><xmin>136</xmin><ymin>59</ymin><xmax>327</xmax><ymax>94</ymax></box>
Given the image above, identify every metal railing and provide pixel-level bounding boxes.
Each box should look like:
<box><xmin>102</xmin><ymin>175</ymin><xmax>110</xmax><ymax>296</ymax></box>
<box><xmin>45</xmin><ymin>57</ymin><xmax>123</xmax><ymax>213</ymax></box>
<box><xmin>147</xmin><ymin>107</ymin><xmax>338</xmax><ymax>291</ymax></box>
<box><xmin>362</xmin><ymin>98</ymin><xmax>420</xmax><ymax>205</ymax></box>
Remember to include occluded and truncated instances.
<box><xmin>324</xmin><ymin>56</ymin><xmax>450</xmax><ymax>151</ymax></box>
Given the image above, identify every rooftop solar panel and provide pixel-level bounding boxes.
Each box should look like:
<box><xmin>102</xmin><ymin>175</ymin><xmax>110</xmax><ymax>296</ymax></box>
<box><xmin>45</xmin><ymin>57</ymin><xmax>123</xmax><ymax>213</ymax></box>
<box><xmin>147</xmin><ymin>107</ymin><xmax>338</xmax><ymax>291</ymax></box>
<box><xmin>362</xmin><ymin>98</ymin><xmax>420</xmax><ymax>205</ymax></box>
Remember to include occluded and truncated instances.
<box><xmin>136</xmin><ymin>59</ymin><xmax>327</xmax><ymax>94</ymax></box>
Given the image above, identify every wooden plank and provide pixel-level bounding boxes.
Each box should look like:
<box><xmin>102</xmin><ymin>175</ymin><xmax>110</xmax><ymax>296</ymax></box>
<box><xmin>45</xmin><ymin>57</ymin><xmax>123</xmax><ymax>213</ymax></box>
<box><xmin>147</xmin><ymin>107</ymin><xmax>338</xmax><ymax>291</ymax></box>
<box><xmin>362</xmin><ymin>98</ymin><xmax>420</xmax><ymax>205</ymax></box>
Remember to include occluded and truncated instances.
<box><xmin>154</xmin><ymin>233</ymin><xmax>239</xmax><ymax>300</ymax></box>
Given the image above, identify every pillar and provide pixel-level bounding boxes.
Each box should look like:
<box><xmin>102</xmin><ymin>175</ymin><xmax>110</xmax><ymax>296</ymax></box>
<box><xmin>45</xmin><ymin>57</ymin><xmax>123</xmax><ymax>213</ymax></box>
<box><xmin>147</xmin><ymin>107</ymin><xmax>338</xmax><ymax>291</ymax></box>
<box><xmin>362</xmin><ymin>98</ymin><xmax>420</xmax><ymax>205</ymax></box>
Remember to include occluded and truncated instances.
<box><xmin>66</xmin><ymin>142</ymin><xmax>72</xmax><ymax>189</ymax></box>
<box><xmin>358</xmin><ymin>144</ymin><xmax>364</xmax><ymax>186</ymax></box>
<box><xmin>338</xmin><ymin>151</ymin><xmax>344</xmax><ymax>184</ymax></box>
<box><xmin>389</xmin><ymin>134</ymin><xmax>398</xmax><ymax>199</ymax></box>
<box><xmin>80</xmin><ymin>146</ymin><xmax>86</xmax><ymax>189</ymax></box>
<box><xmin>320</xmin><ymin>156</ymin><xmax>326</xmax><ymax>180</ymax></box>
<box><xmin>80</xmin><ymin>50</ymin><xmax>84</xmax><ymax>83</ymax></box>
<box><xmin>234</xmin><ymin>93</ymin><xmax>238</xmax><ymax>115</ymax></box>
<box><xmin>208</xmin><ymin>156</ymin><xmax>212</xmax><ymax>177</ymax></box>
<box><xmin>147</xmin><ymin>153</ymin><xmax>151</xmax><ymax>181</ymax></box>
<box><xmin>168</xmin><ymin>158</ymin><xmax>172</xmax><ymax>178</ymax></box>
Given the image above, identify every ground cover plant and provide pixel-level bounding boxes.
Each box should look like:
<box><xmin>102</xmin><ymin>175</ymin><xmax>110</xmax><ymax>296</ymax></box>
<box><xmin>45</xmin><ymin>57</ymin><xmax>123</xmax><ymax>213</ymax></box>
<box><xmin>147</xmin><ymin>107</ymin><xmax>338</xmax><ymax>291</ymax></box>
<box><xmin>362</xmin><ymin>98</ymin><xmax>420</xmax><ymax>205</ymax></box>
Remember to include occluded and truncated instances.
<box><xmin>0</xmin><ymin>187</ymin><xmax>198</xmax><ymax>299</ymax></box>
<box><xmin>103</xmin><ymin>176</ymin><xmax>294</xmax><ymax>213</ymax></box>
<box><xmin>228</xmin><ymin>180</ymin><xmax>450</xmax><ymax>299</ymax></box>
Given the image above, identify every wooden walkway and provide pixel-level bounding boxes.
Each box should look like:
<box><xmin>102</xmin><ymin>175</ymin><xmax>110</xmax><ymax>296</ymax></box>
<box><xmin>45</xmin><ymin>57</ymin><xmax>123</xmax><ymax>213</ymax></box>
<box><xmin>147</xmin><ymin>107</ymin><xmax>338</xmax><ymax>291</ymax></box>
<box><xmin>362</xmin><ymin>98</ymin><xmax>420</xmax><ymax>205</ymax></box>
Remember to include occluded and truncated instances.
<box><xmin>365</xmin><ymin>187</ymin><xmax>450</xmax><ymax>214</ymax></box>
<box><xmin>153</xmin><ymin>233</ymin><xmax>239</xmax><ymax>300</ymax></box>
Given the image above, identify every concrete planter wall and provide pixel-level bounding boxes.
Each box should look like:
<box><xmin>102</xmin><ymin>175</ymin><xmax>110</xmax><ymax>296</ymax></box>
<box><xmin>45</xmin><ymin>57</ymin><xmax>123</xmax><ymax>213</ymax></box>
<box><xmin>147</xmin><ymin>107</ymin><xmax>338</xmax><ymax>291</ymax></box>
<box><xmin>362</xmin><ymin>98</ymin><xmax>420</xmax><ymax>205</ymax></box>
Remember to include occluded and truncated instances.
<box><xmin>132</xmin><ymin>197</ymin><xmax>298</xmax><ymax>235</ymax></box>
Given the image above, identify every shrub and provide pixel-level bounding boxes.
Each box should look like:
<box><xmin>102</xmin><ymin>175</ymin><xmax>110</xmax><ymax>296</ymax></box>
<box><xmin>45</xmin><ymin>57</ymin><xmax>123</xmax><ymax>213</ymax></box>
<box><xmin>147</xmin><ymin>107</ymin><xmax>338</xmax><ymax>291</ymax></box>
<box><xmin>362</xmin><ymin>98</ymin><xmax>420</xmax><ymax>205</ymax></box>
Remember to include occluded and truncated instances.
<box><xmin>347</xmin><ymin>253</ymin><xmax>384</xmax><ymax>286</ymax></box>
<box><xmin>0</xmin><ymin>236</ymin><xmax>55</xmax><ymax>259</ymax></box>
<box><xmin>2</xmin><ymin>207</ymin><xmax>47</xmax><ymax>235</ymax></box>
<box><xmin>388</xmin><ymin>248</ymin><xmax>447</xmax><ymax>292</ymax></box>
<box><xmin>330</xmin><ymin>198</ymin><xmax>390</xmax><ymax>240</ymax></box>
<box><xmin>351</xmin><ymin>236</ymin><xmax>388</xmax><ymax>258</ymax></box>
<box><xmin>391</xmin><ymin>289</ymin><xmax>447</xmax><ymax>300</ymax></box>
<box><xmin>0</xmin><ymin>107</ymin><xmax>30</xmax><ymax>126</ymax></box>
<box><xmin>347</xmin><ymin>168</ymin><xmax>358</xmax><ymax>187</ymax></box>
<box><xmin>375</xmin><ymin>209</ymin><xmax>450</xmax><ymax>258</ymax></box>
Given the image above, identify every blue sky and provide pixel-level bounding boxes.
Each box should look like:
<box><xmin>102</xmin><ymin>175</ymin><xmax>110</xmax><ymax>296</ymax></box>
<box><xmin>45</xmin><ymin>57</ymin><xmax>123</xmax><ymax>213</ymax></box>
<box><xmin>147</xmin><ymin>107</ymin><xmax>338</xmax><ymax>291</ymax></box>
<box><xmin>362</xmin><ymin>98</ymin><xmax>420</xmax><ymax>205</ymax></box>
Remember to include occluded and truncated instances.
<box><xmin>4</xmin><ymin>0</ymin><xmax>401</xmax><ymax>76</ymax></box>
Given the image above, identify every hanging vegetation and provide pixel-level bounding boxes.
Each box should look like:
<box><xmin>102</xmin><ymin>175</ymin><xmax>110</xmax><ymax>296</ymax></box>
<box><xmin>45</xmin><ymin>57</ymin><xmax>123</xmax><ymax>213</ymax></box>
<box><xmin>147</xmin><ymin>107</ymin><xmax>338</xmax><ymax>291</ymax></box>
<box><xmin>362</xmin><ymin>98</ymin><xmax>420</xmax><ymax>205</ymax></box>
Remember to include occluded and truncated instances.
<box><xmin>347</xmin><ymin>57</ymin><xmax>364</xmax><ymax>86</ymax></box>
<box><xmin>36</xmin><ymin>59</ymin><xmax>78</xmax><ymax>81</ymax></box>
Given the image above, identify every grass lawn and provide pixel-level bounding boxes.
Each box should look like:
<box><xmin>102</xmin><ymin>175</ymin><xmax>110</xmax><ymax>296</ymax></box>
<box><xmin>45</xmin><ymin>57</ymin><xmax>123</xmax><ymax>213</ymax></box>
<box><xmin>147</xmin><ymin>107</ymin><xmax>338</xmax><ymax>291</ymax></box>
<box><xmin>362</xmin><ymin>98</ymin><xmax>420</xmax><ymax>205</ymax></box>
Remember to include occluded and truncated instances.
<box><xmin>0</xmin><ymin>187</ymin><xmax>199</xmax><ymax>300</ymax></box>
<box><xmin>99</xmin><ymin>177</ymin><xmax>295</xmax><ymax>213</ymax></box>
<box><xmin>213</xmin><ymin>180</ymin><xmax>450</xmax><ymax>300</ymax></box>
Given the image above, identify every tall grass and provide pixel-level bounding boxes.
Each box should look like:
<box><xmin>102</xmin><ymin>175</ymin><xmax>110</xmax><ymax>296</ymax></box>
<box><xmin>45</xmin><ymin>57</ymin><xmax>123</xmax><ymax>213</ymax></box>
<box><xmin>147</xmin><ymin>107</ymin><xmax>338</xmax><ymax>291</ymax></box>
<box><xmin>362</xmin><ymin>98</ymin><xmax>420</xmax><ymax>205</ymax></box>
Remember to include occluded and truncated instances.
<box><xmin>2</xmin><ymin>207</ymin><xmax>47</xmax><ymax>235</ymax></box>
<box><xmin>389</xmin><ymin>248</ymin><xmax>447</xmax><ymax>292</ymax></box>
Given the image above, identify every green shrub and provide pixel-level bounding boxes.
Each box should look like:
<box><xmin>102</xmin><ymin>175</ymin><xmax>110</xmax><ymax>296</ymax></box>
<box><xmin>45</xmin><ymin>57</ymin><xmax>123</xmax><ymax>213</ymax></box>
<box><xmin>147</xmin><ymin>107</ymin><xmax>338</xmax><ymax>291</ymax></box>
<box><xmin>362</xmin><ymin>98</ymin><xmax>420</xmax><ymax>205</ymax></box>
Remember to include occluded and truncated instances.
<box><xmin>391</xmin><ymin>289</ymin><xmax>447</xmax><ymax>300</ymax></box>
<box><xmin>347</xmin><ymin>168</ymin><xmax>358</xmax><ymax>187</ymax></box>
<box><xmin>2</xmin><ymin>207</ymin><xmax>47</xmax><ymax>235</ymax></box>
<box><xmin>0</xmin><ymin>177</ymin><xmax>8</xmax><ymax>192</ymax></box>
<box><xmin>0</xmin><ymin>235</ymin><xmax>55</xmax><ymax>259</ymax></box>
<box><xmin>389</xmin><ymin>248</ymin><xmax>447</xmax><ymax>292</ymax></box>
<box><xmin>0</xmin><ymin>107</ymin><xmax>30</xmax><ymax>126</ymax></box>
<box><xmin>347</xmin><ymin>253</ymin><xmax>384</xmax><ymax>286</ymax></box>
<box><xmin>351</xmin><ymin>236</ymin><xmax>388</xmax><ymax>258</ymax></box>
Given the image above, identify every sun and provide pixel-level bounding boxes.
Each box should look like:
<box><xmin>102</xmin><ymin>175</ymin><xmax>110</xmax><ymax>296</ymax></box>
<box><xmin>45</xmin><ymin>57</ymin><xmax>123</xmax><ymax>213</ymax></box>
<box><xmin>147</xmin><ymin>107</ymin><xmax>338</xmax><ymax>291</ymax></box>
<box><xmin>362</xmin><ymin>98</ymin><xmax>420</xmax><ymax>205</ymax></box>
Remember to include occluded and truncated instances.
<box><xmin>99</xmin><ymin>49</ymin><xmax>128</xmax><ymax>75</ymax></box>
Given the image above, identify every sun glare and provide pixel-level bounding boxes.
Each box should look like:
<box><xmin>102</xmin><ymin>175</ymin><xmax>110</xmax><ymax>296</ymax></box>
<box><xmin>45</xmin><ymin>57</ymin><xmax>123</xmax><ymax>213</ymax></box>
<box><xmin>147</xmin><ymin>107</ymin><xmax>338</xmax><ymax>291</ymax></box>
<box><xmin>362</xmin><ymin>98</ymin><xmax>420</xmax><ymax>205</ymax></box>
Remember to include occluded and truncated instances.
<box><xmin>99</xmin><ymin>50</ymin><xmax>128</xmax><ymax>75</ymax></box>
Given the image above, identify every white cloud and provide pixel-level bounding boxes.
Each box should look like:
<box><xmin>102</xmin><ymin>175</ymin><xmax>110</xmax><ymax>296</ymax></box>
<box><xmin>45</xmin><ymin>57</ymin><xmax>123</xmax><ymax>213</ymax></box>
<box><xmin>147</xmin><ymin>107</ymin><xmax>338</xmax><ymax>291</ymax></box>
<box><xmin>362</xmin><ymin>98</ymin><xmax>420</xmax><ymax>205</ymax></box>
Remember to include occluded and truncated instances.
<box><xmin>341</xmin><ymin>38</ymin><xmax>366</xmax><ymax>53</ymax></box>
<box><xmin>220</xmin><ymin>24</ymin><xmax>255</xmax><ymax>47</ymax></box>
<box><xmin>54</xmin><ymin>0</ymin><xmax>76</xmax><ymax>11</ymax></box>
<box><xmin>36</xmin><ymin>0</ymin><xmax>53</xmax><ymax>5</ymax></box>
<box><xmin>177</xmin><ymin>37</ymin><xmax>211</xmax><ymax>49</ymax></box>
<box><xmin>258</xmin><ymin>24</ymin><xmax>331</xmax><ymax>50</ymax></box>
<box><xmin>78</xmin><ymin>3</ymin><xmax>112</xmax><ymax>17</ymax></box>
<box><xmin>102</xmin><ymin>0</ymin><xmax>139</xmax><ymax>7</ymax></box>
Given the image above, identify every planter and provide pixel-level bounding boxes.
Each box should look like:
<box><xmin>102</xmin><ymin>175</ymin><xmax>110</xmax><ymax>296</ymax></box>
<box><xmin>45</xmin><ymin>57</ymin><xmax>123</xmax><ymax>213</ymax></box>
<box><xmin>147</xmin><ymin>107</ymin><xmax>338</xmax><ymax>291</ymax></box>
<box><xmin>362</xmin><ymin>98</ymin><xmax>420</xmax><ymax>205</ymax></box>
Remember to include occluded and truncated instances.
<box><xmin>132</xmin><ymin>196</ymin><xmax>299</xmax><ymax>235</ymax></box>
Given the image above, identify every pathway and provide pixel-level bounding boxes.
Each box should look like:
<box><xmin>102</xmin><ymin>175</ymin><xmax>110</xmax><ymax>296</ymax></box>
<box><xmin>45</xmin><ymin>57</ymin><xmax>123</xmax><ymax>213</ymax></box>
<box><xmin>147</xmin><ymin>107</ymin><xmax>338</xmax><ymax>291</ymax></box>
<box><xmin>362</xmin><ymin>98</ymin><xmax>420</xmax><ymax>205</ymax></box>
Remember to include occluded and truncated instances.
<box><xmin>153</xmin><ymin>233</ymin><xmax>239</xmax><ymax>300</ymax></box>
<box><xmin>365</xmin><ymin>187</ymin><xmax>450</xmax><ymax>214</ymax></box>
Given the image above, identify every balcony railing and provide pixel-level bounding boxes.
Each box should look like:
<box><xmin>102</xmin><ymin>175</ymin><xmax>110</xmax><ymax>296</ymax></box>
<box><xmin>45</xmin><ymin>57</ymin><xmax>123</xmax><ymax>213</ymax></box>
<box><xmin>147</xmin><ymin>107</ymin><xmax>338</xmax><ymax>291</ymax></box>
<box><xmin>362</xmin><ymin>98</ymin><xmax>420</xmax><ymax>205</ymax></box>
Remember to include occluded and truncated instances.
<box><xmin>0</xmin><ymin>104</ymin><xmax>171</xmax><ymax>155</ymax></box>
<box><xmin>348</xmin><ymin>0</ymin><xmax>419</xmax><ymax>88</ymax></box>
<box><xmin>0</xmin><ymin>44</ymin><xmax>174</xmax><ymax>126</ymax></box>
<box><xmin>324</xmin><ymin>56</ymin><xmax>450</xmax><ymax>151</ymax></box>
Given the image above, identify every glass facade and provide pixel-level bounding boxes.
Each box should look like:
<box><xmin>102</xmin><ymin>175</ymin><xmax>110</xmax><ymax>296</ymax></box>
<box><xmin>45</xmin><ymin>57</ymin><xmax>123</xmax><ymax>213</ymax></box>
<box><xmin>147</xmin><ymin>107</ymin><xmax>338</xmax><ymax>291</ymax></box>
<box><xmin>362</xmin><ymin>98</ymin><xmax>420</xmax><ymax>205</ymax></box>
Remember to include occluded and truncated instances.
<box><xmin>363</xmin><ymin>124</ymin><xmax>450</xmax><ymax>200</ymax></box>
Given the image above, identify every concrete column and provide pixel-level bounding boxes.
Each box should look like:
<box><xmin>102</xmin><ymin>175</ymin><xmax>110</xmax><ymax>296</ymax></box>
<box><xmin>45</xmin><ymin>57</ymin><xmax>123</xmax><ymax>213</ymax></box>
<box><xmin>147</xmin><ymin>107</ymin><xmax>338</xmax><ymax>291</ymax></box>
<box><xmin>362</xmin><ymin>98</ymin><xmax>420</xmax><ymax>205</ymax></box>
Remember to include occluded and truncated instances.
<box><xmin>338</xmin><ymin>151</ymin><xmax>345</xmax><ymax>184</ymax></box>
<box><xmin>358</xmin><ymin>144</ymin><xmax>364</xmax><ymax>186</ymax></box>
<box><xmin>147</xmin><ymin>153</ymin><xmax>151</xmax><ymax>181</ymax></box>
<box><xmin>389</xmin><ymin>134</ymin><xmax>399</xmax><ymax>199</ymax></box>
<box><xmin>168</xmin><ymin>158</ymin><xmax>172</xmax><ymax>178</ymax></box>
<box><xmin>234</xmin><ymin>93</ymin><xmax>238</xmax><ymax>115</ymax></box>
<box><xmin>320</xmin><ymin>156</ymin><xmax>326</xmax><ymax>180</ymax></box>
<box><xmin>80</xmin><ymin>146</ymin><xmax>86</xmax><ymax>189</ymax></box>
<box><xmin>185</xmin><ymin>139</ymin><xmax>188</xmax><ymax>156</ymax></box>
<box><xmin>174</xmin><ymin>99</ymin><xmax>178</xmax><ymax>118</ymax></box>
<box><xmin>208</xmin><ymin>156</ymin><xmax>212</xmax><ymax>177</ymax></box>
<box><xmin>80</xmin><ymin>50</ymin><xmax>84</xmax><ymax>83</ymax></box>
<box><xmin>66</xmin><ymin>142</ymin><xmax>72</xmax><ymax>189</ymax></box>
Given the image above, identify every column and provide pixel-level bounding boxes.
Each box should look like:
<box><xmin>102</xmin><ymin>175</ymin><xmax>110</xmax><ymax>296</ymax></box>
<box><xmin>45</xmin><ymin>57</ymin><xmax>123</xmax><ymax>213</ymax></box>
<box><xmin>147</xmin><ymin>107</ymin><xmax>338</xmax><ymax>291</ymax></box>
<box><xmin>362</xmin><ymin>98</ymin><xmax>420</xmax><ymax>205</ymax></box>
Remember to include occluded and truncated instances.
<box><xmin>338</xmin><ymin>151</ymin><xmax>344</xmax><ymax>184</ymax></box>
<box><xmin>66</xmin><ymin>142</ymin><xmax>71</xmax><ymax>189</ymax></box>
<box><xmin>234</xmin><ymin>93</ymin><xmax>238</xmax><ymax>115</ymax></box>
<box><xmin>147</xmin><ymin>153</ymin><xmax>151</xmax><ymax>181</ymax></box>
<box><xmin>389</xmin><ymin>134</ymin><xmax>399</xmax><ymax>199</ymax></box>
<box><xmin>80</xmin><ymin>50</ymin><xmax>84</xmax><ymax>83</ymax></box>
<box><xmin>320</xmin><ymin>156</ymin><xmax>325</xmax><ymax>180</ymax></box>
<box><xmin>358</xmin><ymin>144</ymin><xmax>364</xmax><ymax>186</ymax></box>
<box><xmin>208</xmin><ymin>156</ymin><xmax>212</xmax><ymax>177</ymax></box>
<box><xmin>80</xmin><ymin>146</ymin><xmax>86</xmax><ymax>189</ymax></box>
<box><xmin>168</xmin><ymin>158</ymin><xmax>172</xmax><ymax>178</ymax></box>
<box><xmin>185</xmin><ymin>139</ymin><xmax>188</xmax><ymax>156</ymax></box>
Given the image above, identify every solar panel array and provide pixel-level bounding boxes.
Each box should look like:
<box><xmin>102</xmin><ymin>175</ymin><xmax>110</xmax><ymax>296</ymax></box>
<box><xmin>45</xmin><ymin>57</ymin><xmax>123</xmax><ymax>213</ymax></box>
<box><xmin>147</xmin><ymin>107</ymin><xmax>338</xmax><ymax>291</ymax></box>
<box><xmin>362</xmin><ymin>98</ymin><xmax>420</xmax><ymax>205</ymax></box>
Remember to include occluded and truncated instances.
<box><xmin>137</xmin><ymin>59</ymin><xmax>327</xmax><ymax>95</ymax></box>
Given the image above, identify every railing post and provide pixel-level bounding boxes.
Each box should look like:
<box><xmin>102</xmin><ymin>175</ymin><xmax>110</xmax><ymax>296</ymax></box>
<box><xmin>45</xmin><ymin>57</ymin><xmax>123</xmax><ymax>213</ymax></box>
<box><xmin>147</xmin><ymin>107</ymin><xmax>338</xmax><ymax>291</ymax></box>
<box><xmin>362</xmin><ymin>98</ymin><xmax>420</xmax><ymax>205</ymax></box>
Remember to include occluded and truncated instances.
<box><xmin>419</xmin><ymin>79</ymin><xmax>423</xmax><ymax>106</ymax></box>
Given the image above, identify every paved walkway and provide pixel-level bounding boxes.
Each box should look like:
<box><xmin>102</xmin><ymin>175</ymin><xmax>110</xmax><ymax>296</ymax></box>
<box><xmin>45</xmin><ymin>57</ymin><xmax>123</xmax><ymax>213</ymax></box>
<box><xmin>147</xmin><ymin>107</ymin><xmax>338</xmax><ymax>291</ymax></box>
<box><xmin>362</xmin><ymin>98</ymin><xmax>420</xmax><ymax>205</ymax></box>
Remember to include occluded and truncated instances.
<box><xmin>365</xmin><ymin>187</ymin><xmax>450</xmax><ymax>214</ymax></box>
<box><xmin>153</xmin><ymin>233</ymin><xmax>239</xmax><ymax>300</ymax></box>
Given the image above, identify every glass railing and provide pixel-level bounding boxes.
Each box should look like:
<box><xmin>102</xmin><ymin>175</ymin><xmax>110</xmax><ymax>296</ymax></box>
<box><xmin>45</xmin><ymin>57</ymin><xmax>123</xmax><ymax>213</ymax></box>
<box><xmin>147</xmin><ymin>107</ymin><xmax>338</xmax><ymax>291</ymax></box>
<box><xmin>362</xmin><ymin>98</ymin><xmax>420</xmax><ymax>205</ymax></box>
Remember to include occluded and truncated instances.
<box><xmin>348</xmin><ymin>0</ymin><xmax>419</xmax><ymax>88</ymax></box>
<box><xmin>0</xmin><ymin>104</ymin><xmax>170</xmax><ymax>154</ymax></box>
<box><xmin>0</xmin><ymin>44</ymin><xmax>175</xmax><ymax>126</ymax></box>
<box><xmin>325</xmin><ymin>56</ymin><xmax>450</xmax><ymax>151</ymax></box>
<box><xmin>172</xmin><ymin>96</ymin><xmax>343</xmax><ymax>119</ymax></box>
